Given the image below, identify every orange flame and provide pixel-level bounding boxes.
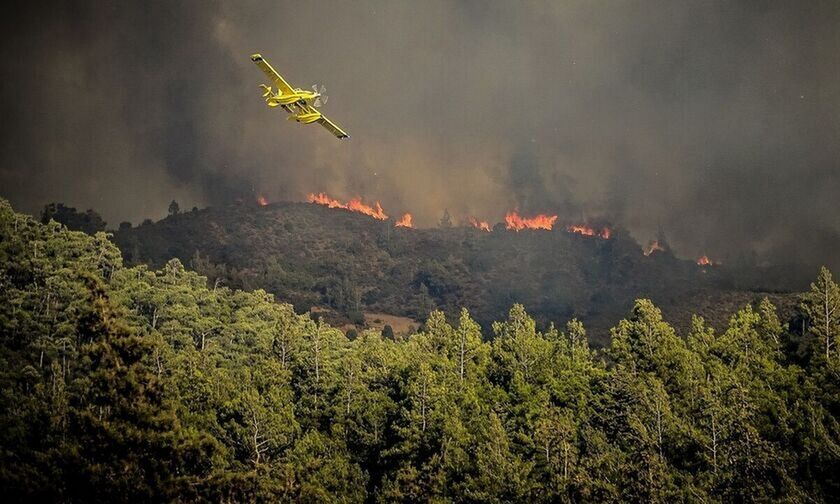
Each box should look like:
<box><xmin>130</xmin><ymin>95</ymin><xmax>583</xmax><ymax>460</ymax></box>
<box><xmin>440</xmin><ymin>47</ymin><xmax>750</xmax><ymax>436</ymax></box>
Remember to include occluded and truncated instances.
<box><xmin>696</xmin><ymin>255</ymin><xmax>717</xmax><ymax>266</ymax></box>
<box><xmin>395</xmin><ymin>213</ymin><xmax>413</xmax><ymax>228</ymax></box>
<box><xmin>567</xmin><ymin>224</ymin><xmax>612</xmax><ymax>239</ymax></box>
<box><xmin>346</xmin><ymin>198</ymin><xmax>388</xmax><ymax>220</ymax></box>
<box><xmin>307</xmin><ymin>192</ymin><xmax>388</xmax><ymax>220</ymax></box>
<box><xmin>257</xmin><ymin>195</ymin><xmax>268</xmax><ymax>206</ymax></box>
<box><xmin>308</xmin><ymin>192</ymin><xmax>346</xmax><ymax>209</ymax></box>
<box><xmin>643</xmin><ymin>240</ymin><xmax>665</xmax><ymax>256</ymax></box>
<box><xmin>469</xmin><ymin>217</ymin><xmax>491</xmax><ymax>232</ymax></box>
<box><xmin>505</xmin><ymin>211</ymin><xmax>558</xmax><ymax>231</ymax></box>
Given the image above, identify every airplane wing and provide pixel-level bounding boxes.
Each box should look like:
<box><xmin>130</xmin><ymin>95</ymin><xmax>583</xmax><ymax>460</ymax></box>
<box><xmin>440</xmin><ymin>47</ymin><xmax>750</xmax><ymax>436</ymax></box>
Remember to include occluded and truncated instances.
<box><xmin>250</xmin><ymin>53</ymin><xmax>296</xmax><ymax>96</ymax></box>
<box><xmin>317</xmin><ymin>115</ymin><xmax>349</xmax><ymax>139</ymax></box>
<box><xmin>297</xmin><ymin>101</ymin><xmax>349</xmax><ymax>139</ymax></box>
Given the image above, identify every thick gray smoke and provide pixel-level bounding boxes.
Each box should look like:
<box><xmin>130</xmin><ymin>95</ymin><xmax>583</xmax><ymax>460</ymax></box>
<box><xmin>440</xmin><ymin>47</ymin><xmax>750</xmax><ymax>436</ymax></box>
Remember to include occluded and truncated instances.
<box><xmin>2</xmin><ymin>1</ymin><xmax>839</xmax><ymax>281</ymax></box>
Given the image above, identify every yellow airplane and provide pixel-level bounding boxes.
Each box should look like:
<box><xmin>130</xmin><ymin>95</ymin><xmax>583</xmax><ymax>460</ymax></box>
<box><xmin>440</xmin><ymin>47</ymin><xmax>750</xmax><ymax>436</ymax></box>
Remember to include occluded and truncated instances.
<box><xmin>251</xmin><ymin>53</ymin><xmax>349</xmax><ymax>139</ymax></box>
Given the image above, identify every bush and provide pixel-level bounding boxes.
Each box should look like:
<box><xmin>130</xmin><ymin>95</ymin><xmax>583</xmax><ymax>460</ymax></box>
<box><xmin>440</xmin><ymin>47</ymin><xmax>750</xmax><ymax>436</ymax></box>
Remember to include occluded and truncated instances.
<box><xmin>347</xmin><ymin>310</ymin><xmax>365</xmax><ymax>326</ymax></box>
<box><xmin>382</xmin><ymin>324</ymin><xmax>395</xmax><ymax>340</ymax></box>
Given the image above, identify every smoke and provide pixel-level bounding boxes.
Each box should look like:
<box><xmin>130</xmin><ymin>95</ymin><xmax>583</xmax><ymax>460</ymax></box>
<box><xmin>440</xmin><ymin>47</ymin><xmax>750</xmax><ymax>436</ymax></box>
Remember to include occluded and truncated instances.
<box><xmin>2</xmin><ymin>1</ymin><xmax>839</xmax><ymax>281</ymax></box>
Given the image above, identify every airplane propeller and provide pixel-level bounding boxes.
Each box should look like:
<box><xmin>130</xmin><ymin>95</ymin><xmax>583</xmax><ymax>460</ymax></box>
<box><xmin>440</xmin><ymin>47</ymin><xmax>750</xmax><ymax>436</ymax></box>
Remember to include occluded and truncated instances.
<box><xmin>312</xmin><ymin>84</ymin><xmax>328</xmax><ymax>107</ymax></box>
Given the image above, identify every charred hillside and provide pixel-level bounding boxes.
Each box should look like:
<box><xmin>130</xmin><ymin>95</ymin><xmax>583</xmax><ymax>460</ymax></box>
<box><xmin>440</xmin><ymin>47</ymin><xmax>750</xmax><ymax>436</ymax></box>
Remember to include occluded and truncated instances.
<box><xmin>112</xmin><ymin>201</ymin><xmax>795</xmax><ymax>344</ymax></box>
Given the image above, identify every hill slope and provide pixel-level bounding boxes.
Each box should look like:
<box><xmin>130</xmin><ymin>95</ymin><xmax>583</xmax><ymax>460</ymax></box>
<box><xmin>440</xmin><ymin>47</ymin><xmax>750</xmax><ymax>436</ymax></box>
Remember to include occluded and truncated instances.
<box><xmin>114</xmin><ymin>202</ymin><xmax>795</xmax><ymax>343</ymax></box>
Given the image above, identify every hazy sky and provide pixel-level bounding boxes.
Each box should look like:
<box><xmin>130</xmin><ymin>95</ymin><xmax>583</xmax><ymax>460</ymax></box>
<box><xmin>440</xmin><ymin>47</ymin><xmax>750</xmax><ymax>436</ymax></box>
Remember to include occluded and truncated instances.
<box><xmin>2</xmin><ymin>1</ymin><xmax>838</xmax><ymax>275</ymax></box>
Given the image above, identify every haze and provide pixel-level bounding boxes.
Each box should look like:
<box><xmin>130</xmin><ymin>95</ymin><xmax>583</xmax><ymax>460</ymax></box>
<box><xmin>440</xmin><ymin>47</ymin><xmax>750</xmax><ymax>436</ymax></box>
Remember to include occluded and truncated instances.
<box><xmin>2</xmin><ymin>1</ymin><xmax>838</xmax><ymax>281</ymax></box>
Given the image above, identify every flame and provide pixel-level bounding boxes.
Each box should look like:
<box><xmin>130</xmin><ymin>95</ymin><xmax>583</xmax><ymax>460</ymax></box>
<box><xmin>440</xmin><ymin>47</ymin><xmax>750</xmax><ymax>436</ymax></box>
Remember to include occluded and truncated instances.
<box><xmin>308</xmin><ymin>192</ymin><xmax>346</xmax><ymax>209</ymax></box>
<box><xmin>346</xmin><ymin>198</ymin><xmax>388</xmax><ymax>220</ymax></box>
<box><xmin>505</xmin><ymin>211</ymin><xmax>558</xmax><ymax>231</ymax></box>
<box><xmin>395</xmin><ymin>213</ymin><xmax>413</xmax><ymax>228</ymax></box>
<box><xmin>257</xmin><ymin>195</ymin><xmax>268</xmax><ymax>206</ymax></box>
<box><xmin>307</xmin><ymin>192</ymin><xmax>388</xmax><ymax>220</ymax></box>
<box><xmin>469</xmin><ymin>217</ymin><xmax>491</xmax><ymax>232</ymax></box>
<box><xmin>644</xmin><ymin>240</ymin><xmax>665</xmax><ymax>256</ymax></box>
<box><xmin>696</xmin><ymin>255</ymin><xmax>717</xmax><ymax>266</ymax></box>
<box><xmin>567</xmin><ymin>224</ymin><xmax>612</xmax><ymax>239</ymax></box>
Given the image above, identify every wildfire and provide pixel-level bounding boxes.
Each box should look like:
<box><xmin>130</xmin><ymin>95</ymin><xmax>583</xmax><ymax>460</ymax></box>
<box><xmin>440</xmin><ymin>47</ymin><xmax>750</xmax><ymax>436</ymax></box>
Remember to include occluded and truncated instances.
<box><xmin>308</xmin><ymin>192</ymin><xmax>345</xmax><ymax>208</ymax></box>
<box><xmin>505</xmin><ymin>211</ymin><xmax>558</xmax><ymax>231</ymax></box>
<box><xmin>395</xmin><ymin>213</ymin><xmax>413</xmax><ymax>228</ymax></box>
<box><xmin>643</xmin><ymin>240</ymin><xmax>665</xmax><ymax>256</ymax></box>
<box><xmin>696</xmin><ymin>255</ymin><xmax>717</xmax><ymax>266</ymax></box>
<box><xmin>567</xmin><ymin>224</ymin><xmax>612</xmax><ymax>239</ymax></box>
<box><xmin>307</xmin><ymin>192</ymin><xmax>388</xmax><ymax>220</ymax></box>
<box><xmin>257</xmin><ymin>195</ymin><xmax>268</xmax><ymax>206</ymax></box>
<box><xmin>469</xmin><ymin>217</ymin><xmax>491</xmax><ymax>232</ymax></box>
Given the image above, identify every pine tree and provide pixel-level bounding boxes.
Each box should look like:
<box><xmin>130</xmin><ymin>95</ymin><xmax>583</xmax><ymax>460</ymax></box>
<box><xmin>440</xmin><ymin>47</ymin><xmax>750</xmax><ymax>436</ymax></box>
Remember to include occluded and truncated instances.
<box><xmin>800</xmin><ymin>267</ymin><xmax>840</xmax><ymax>363</ymax></box>
<box><xmin>438</xmin><ymin>209</ymin><xmax>452</xmax><ymax>228</ymax></box>
<box><xmin>67</xmin><ymin>274</ymin><xmax>220</xmax><ymax>501</ymax></box>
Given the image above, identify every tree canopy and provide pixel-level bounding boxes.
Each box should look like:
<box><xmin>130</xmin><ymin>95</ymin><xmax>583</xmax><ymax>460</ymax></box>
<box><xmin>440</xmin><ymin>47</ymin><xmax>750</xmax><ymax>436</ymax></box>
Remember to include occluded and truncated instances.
<box><xmin>1</xmin><ymin>198</ymin><xmax>839</xmax><ymax>502</ymax></box>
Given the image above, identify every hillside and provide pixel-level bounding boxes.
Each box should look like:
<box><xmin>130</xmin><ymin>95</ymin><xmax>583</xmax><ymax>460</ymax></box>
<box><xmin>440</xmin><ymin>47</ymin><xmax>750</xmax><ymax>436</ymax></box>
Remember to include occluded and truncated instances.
<box><xmin>3</xmin><ymin>198</ymin><xmax>840</xmax><ymax>501</ymax></box>
<box><xmin>113</xmin><ymin>201</ymin><xmax>796</xmax><ymax>344</ymax></box>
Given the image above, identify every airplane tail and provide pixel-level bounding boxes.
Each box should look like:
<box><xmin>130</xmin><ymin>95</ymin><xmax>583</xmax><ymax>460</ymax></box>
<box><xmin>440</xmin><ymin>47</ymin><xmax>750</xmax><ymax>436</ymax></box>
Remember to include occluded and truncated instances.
<box><xmin>259</xmin><ymin>84</ymin><xmax>273</xmax><ymax>98</ymax></box>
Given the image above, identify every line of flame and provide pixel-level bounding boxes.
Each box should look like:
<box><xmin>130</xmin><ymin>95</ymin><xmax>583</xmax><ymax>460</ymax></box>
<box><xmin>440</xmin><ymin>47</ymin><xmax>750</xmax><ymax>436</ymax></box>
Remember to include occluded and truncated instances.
<box><xmin>308</xmin><ymin>192</ymin><xmax>388</xmax><ymax>220</ymax></box>
<box><xmin>567</xmin><ymin>224</ymin><xmax>611</xmax><ymax>239</ymax></box>
<box><xmin>505</xmin><ymin>211</ymin><xmax>558</xmax><ymax>231</ymax></box>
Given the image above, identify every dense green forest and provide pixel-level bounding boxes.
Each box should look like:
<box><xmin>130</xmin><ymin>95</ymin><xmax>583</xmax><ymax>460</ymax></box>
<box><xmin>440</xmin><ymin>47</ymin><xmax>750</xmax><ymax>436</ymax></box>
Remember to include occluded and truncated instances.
<box><xmin>2</xmin><ymin>197</ymin><xmax>839</xmax><ymax>502</ymax></box>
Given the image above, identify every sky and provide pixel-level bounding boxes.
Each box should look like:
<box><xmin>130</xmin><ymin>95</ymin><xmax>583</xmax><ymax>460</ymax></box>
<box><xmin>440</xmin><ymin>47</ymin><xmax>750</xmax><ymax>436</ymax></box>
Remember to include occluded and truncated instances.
<box><xmin>1</xmin><ymin>1</ymin><xmax>839</xmax><ymax>278</ymax></box>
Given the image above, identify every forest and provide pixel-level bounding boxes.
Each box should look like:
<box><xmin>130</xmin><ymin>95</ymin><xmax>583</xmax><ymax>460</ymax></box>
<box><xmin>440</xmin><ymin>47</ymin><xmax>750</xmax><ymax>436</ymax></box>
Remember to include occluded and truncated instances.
<box><xmin>2</xmin><ymin>197</ymin><xmax>839</xmax><ymax>502</ymax></box>
<box><xmin>107</xmin><ymin>200</ymin><xmax>800</xmax><ymax>343</ymax></box>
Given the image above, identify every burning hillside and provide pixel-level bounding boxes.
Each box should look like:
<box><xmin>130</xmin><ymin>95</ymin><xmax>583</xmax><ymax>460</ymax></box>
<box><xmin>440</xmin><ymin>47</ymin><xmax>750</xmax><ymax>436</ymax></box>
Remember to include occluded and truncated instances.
<box><xmin>505</xmin><ymin>211</ymin><xmax>558</xmax><ymax>231</ymax></box>
<box><xmin>307</xmin><ymin>192</ymin><xmax>388</xmax><ymax>220</ymax></box>
<box><xmin>567</xmin><ymin>224</ymin><xmax>612</xmax><ymax>239</ymax></box>
<box><xmin>299</xmin><ymin>193</ymin><xmax>716</xmax><ymax>264</ymax></box>
<box><xmin>113</xmin><ymin>199</ymin><xmax>791</xmax><ymax>349</ymax></box>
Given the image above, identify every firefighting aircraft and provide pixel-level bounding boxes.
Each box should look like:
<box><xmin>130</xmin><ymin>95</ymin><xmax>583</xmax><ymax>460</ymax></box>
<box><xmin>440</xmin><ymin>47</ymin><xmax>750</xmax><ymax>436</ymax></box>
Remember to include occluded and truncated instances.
<box><xmin>251</xmin><ymin>53</ymin><xmax>349</xmax><ymax>139</ymax></box>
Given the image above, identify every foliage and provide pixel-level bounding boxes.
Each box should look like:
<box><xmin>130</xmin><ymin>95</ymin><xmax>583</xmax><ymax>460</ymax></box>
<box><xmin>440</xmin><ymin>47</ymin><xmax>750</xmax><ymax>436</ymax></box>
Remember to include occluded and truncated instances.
<box><xmin>112</xmin><ymin>201</ymin><xmax>800</xmax><ymax>345</ymax></box>
<box><xmin>1</xmin><ymin>199</ymin><xmax>839</xmax><ymax>502</ymax></box>
<box><xmin>41</xmin><ymin>202</ymin><xmax>106</xmax><ymax>235</ymax></box>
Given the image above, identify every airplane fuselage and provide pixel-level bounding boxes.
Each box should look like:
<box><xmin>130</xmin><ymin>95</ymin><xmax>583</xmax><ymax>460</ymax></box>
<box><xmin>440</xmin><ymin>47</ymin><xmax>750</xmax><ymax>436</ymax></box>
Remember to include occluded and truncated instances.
<box><xmin>261</xmin><ymin>85</ymin><xmax>320</xmax><ymax>106</ymax></box>
<box><xmin>260</xmin><ymin>85</ymin><xmax>322</xmax><ymax>122</ymax></box>
<box><xmin>263</xmin><ymin>85</ymin><xmax>321</xmax><ymax>124</ymax></box>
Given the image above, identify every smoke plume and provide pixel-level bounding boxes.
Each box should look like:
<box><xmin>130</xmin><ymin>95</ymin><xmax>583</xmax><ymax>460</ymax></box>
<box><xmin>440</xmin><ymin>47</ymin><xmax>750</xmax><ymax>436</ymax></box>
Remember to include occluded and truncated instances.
<box><xmin>2</xmin><ymin>1</ymin><xmax>838</xmax><ymax>282</ymax></box>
